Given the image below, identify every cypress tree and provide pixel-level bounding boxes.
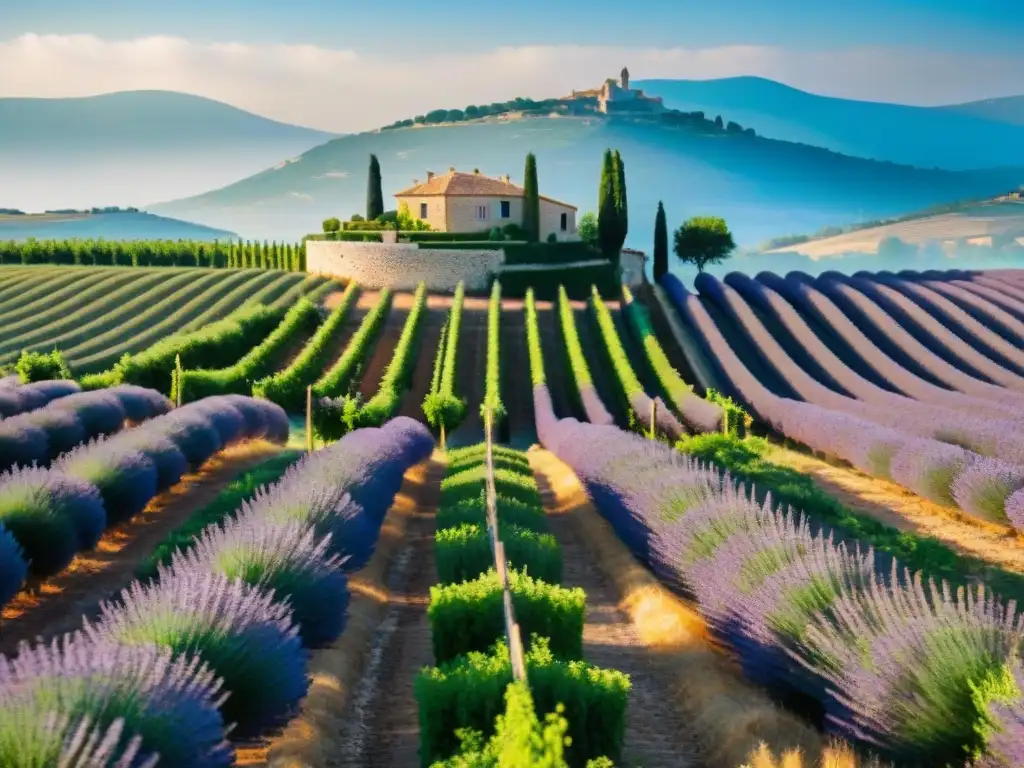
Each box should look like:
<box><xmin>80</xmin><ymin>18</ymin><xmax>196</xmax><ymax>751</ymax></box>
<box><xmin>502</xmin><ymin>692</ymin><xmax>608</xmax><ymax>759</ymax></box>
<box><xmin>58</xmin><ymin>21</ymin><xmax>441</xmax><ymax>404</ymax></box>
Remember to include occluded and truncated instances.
<box><xmin>367</xmin><ymin>154</ymin><xmax>384</xmax><ymax>221</ymax></box>
<box><xmin>522</xmin><ymin>152</ymin><xmax>540</xmax><ymax>243</ymax></box>
<box><xmin>260</xmin><ymin>241</ymin><xmax>268</xmax><ymax>269</ymax></box>
<box><xmin>613</xmin><ymin>150</ymin><xmax>628</xmax><ymax>251</ymax></box>
<box><xmin>653</xmin><ymin>201</ymin><xmax>668</xmax><ymax>281</ymax></box>
<box><xmin>597</xmin><ymin>149</ymin><xmax>618</xmax><ymax>257</ymax></box>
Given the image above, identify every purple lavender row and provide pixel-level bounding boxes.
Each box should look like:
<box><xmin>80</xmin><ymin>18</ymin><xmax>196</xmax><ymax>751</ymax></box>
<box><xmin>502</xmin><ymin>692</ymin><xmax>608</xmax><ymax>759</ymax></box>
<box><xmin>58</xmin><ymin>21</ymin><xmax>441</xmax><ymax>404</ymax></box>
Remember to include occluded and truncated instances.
<box><xmin>0</xmin><ymin>417</ymin><xmax>433</xmax><ymax>766</ymax></box>
<box><xmin>0</xmin><ymin>379</ymin><xmax>80</xmax><ymax>419</ymax></box>
<box><xmin>0</xmin><ymin>395</ymin><xmax>289</xmax><ymax>609</ymax></box>
<box><xmin>547</xmin><ymin>417</ymin><xmax>1024</xmax><ymax>764</ymax></box>
<box><xmin>0</xmin><ymin>385</ymin><xmax>172</xmax><ymax>473</ymax></box>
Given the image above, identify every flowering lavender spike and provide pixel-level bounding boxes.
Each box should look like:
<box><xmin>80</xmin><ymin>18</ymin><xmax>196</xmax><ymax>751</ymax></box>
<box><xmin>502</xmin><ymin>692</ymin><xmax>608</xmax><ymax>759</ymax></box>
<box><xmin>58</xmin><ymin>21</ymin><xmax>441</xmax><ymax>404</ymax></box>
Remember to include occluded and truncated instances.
<box><xmin>86</xmin><ymin>568</ymin><xmax>307</xmax><ymax>736</ymax></box>
<box><xmin>57</xmin><ymin>715</ymin><xmax>160</xmax><ymax>768</ymax></box>
<box><xmin>0</xmin><ymin>633</ymin><xmax>232</xmax><ymax>767</ymax></box>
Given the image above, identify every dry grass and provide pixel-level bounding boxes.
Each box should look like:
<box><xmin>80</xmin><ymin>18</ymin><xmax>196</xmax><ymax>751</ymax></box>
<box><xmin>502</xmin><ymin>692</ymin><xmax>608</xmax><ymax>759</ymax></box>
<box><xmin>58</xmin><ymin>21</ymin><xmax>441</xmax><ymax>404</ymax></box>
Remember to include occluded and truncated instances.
<box><xmin>768</xmin><ymin>444</ymin><xmax>1024</xmax><ymax>574</ymax></box>
<box><xmin>240</xmin><ymin>452</ymin><xmax>443</xmax><ymax>768</ymax></box>
<box><xmin>528</xmin><ymin>448</ymin><xmax>866</xmax><ymax>768</ymax></box>
<box><xmin>741</xmin><ymin>742</ymin><xmax>878</xmax><ymax>768</ymax></box>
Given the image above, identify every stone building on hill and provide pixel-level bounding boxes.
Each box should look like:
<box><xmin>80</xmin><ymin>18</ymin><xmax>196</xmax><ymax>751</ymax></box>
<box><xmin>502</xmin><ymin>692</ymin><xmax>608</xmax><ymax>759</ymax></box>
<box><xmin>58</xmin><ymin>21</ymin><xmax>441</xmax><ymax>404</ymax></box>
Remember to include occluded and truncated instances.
<box><xmin>394</xmin><ymin>167</ymin><xmax>578</xmax><ymax>241</ymax></box>
<box><xmin>565</xmin><ymin>66</ymin><xmax>665</xmax><ymax>115</ymax></box>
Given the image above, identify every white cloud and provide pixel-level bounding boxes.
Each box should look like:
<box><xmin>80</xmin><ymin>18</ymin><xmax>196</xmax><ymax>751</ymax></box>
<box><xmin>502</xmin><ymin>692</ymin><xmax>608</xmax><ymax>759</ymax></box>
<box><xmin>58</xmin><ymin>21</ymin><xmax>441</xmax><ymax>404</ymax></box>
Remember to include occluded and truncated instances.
<box><xmin>2</xmin><ymin>34</ymin><xmax>1023</xmax><ymax>132</ymax></box>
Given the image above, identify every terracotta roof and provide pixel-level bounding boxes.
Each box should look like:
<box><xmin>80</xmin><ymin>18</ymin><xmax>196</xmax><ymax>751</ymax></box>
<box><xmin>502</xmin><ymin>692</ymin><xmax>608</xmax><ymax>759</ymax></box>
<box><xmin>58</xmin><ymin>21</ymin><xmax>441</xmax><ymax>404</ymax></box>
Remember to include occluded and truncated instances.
<box><xmin>394</xmin><ymin>170</ymin><xmax>577</xmax><ymax>210</ymax></box>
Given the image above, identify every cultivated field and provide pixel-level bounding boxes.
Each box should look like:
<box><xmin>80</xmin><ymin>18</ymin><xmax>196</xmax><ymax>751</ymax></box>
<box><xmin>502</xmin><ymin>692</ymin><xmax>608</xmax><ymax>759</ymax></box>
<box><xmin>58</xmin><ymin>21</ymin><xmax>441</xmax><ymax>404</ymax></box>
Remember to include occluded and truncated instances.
<box><xmin>1</xmin><ymin>262</ymin><xmax>1023</xmax><ymax>767</ymax></box>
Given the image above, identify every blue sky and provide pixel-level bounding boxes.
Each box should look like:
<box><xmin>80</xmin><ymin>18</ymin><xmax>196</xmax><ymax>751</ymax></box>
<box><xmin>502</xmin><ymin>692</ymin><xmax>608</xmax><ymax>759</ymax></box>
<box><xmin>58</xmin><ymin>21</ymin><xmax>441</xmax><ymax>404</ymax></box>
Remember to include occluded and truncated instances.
<box><xmin>2</xmin><ymin>0</ymin><xmax>1023</xmax><ymax>132</ymax></box>
<box><xmin>5</xmin><ymin>0</ymin><xmax>1023</xmax><ymax>56</ymax></box>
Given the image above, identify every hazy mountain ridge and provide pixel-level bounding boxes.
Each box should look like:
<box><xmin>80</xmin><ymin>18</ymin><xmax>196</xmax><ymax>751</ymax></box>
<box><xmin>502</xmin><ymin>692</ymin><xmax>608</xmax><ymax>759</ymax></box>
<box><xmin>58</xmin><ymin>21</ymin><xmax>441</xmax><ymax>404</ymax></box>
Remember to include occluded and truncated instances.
<box><xmin>637</xmin><ymin>76</ymin><xmax>1024</xmax><ymax>171</ymax></box>
<box><xmin>0</xmin><ymin>210</ymin><xmax>237</xmax><ymax>243</ymax></box>
<box><xmin>0</xmin><ymin>90</ymin><xmax>338</xmax><ymax>213</ymax></box>
<box><xmin>149</xmin><ymin>115</ymin><xmax>1024</xmax><ymax>247</ymax></box>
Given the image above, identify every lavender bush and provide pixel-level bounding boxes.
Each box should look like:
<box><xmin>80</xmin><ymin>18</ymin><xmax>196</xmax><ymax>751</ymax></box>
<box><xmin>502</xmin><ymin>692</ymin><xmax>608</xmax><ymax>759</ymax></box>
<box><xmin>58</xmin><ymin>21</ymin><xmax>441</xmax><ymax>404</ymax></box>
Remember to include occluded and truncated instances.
<box><xmin>106</xmin><ymin>386</ymin><xmax>172</xmax><ymax>423</ymax></box>
<box><xmin>49</xmin><ymin>392</ymin><xmax>127</xmax><ymax>438</ymax></box>
<box><xmin>951</xmin><ymin>458</ymin><xmax>1024</xmax><ymax>524</ymax></box>
<box><xmin>547</xmin><ymin>417</ymin><xmax>1024</xmax><ymax>763</ymax></box>
<box><xmin>47</xmin><ymin>715</ymin><xmax>159</xmax><ymax>768</ymax></box>
<box><xmin>157</xmin><ymin>411</ymin><xmax>223</xmax><ymax>466</ymax></box>
<box><xmin>0</xmin><ymin>633</ymin><xmax>232</xmax><ymax>768</ymax></box>
<box><xmin>0</xmin><ymin>421</ymin><xmax>49</xmax><ymax>471</ymax></box>
<box><xmin>86</xmin><ymin>568</ymin><xmax>307</xmax><ymax>735</ymax></box>
<box><xmin>171</xmin><ymin>514</ymin><xmax>349</xmax><ymax>648</ymax></box>
<box><xmin>890</xmin><ymin>440</ymin><xmax>974</xmax><ymax>507</ymax></box>
<box><xmin>985</xmin><ymin>663</ymin><xmax>1024</xmax><ymax>768</ymax></box>
<box><xmin>222</xmin><ymin>394</ymin><xmax>290</xmax><ymax>443</ymax></box>
<box><xmin>186</xmin><ymin>398</ymin><xmax>247</xmax><ymax>446</ymax></box>
<box><xmin>1007</xmin><ymin>488</ymin><xmax>1024</xmax><ymax>530</ymax></box>
<box><xmin>0</xmin><ymin>523</ymin><xmax>27</xmax><ymax>605</ymax></box>
<box><xmin>0</xmin><ymin>467</ymin><xmax>83</xmax><ymax>575</ymax></box>
<box><xmin>109</xmin><ymin>428</ymin><xmax>188</xmax><ymax>492</ymax></box>
<box><xmin>20</xmin><ymin>409</ymin><xmax>87</xmax><ymax>460</ymax></box>
<box><xmin>56</xmin><ymin>441</ymin><xmax>158</xmax><ymax>526</ymax></box>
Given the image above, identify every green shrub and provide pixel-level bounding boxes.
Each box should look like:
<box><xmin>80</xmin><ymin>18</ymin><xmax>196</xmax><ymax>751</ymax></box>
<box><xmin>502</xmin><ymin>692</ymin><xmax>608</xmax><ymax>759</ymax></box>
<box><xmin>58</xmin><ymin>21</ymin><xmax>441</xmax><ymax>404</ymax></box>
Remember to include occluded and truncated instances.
<box><xmin>706</xmin><ymin>388</ymin><xmax>752</xmax><ymax>437</ymax></box>
<box><xmin>16</xmin><ymin>349</ymin><xmax>71</xmax><ymax>382</ymax></box>
<box><xmin>445</xmin><ymin>443</ymin><xmax>531</xmax><ymax>475</ymax></box>
<box><xmin>423</xmin><ymin>282</ymin><xmax>467</xmax><ymax>433</ymax></box>
<box><xmin>78</xmin><ymin>370</ymin><xmax>120</xmax><ymax>390</ymax></box>
<box><xmin>436</xmin><ymin>494</ymin><xmax>548</xmax><ymax>535</ymax></box>
<box><xmin>416</xmin><ymin>241</ymin><xmax>507</xmax><ymax>251</ymax></box>
<box><xmin>480</xmin><ymin>281</ymin><xmax>505</xmax><ymax>428</ymax></box>
<box><xmin>406</xmin><ymin>231</ymin><xmax>496</xmax><ymax>243</ymax></box>
<box><xmin>305</xmin><ymin>231</ymin><xmax>384</xmax><ymax>243</ymax></box>
<box><xmin>253</xmin><ymin>283</ymin><xmax>360</xmax><ymax>412</ymax></box>
<box><xmin>524</xmin><ymin>289</ymin><xmax>546</xmax><ymax>387</ymax></box>
<box><xmin>312</xmin><ymin>289</ymin><xmax>392</xmax><ymax>399</ymax></box>
<box><xmin>589</xmin><ymin>286</ymin><xmax>643</xmax><ymax>419</ymax></box>
<box><xmin>322</xmin><ymin>217</ymin><xmax>341</xmax><ymax>233</ymax></box>
<box><xmin>427</xmin><ymin>568</ymin><xmax>585</xmax><ymax>664</ymax></box>
<box><xmin>502</xmin><ymin>242</ymin><xmax>600</xmax><ymax>266</ymax></box>
<box><xmin>107</xmin><ymin>303</ymin><xmax>286</xmax><ymax>394</ymax></box>
<box><xmin>416</xmin><ymin>639</ymin><xmax>628</xmax><ymax>767</ymax></box>
<box><xmin>174</xmin><ymin>298</ymin><xmax>320</xmax><ymax>402</ymax></box>
<box><xmin>436</xmin><ymin>521</ymin><xmax>562</xmax><ymax>585</ymax></box>
<box><xmin>358</xmin><ymin>282</ymin><xmax>428</xmax><ymax>427</ymax></box>
<box><xmin>441</xmin><ymin>465</ymin><xmax>540</xmax><ymax>508</ymax></box>
<box><xmin>499</xmin><ymin>265</ymin><xmax>618</xmax><ymax>301</ymax></box>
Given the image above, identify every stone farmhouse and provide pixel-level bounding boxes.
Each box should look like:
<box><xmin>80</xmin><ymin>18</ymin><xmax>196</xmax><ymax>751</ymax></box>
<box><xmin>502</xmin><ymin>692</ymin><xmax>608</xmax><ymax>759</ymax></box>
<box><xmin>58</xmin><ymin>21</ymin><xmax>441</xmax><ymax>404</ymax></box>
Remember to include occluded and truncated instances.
<box><xmin>394</xmin><ymin>168</ymin><xmax>578</xmax><ymax>241</ymax></box>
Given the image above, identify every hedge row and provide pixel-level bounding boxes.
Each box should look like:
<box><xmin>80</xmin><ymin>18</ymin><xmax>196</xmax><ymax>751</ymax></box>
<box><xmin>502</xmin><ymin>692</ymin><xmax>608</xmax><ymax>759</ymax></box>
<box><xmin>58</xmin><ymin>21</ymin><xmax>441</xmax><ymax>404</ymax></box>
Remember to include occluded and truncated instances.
<box><xmin>357</xmin><ymin>282</ymin><xmax>428</xmax><ymax>427</ymax></box>
<box><xmin>174</xmin><ymin>299</ymin><xmax>321</xmax><ymax>403</ymax></box>
<box><xmin>502</xmin><ymin>242</ymin><xmax>602</xmax><ymax>266</ymax></box>
<box><xmin>558</xmin><ymin>286</ymin><xmax>615</xmax><ymax>427</ymax></box>
<box><xmin>306</xmin><ymin>231</ymin><xmax>384</xmax><ymax>243</ymax></box>
<box><xmin>498</xmin><ymin>265</ymin><xmax>618</xmax><ymax>301</ymax></box>
<box><xmin>253</xmin><ymin>283</ymin><xmax>360</xmax><ymax>412</ymax></box>
<box><xmin>81</xmin><ymin>303</ymin><xmax>287</xmax><ymax>394</ymax></box>
<box><xmin>524</xmin><ymin>289</ymin><xmax>546</xmax><ymax>387</ymax></box>
<box><xmin>422</xmin><ymin>282</ymin><xmax>467</xmax><ymax>434</ymax></box>
<box><xmin>480</xmin><ymin>281</ymin><xmax>505</xmax><ymax>427</ymax></box>
<box><xmin>416</xmin><ymin>241</ymin><xmax>508</xmax><ymax>251</ymax></box>
<box><xmin>620</xmin><ymin>285</ymin><xmax>723</xmax><ymax>434</ymax></box>
<box><xmin>417</xmin><ymin>444</ymin><xmax>628</xmax><ymax>766</ymax></box>
<box><xmin>312</xmin><ymin>289</ymin><xmax>393</xmax><ymax>400</ymax></box>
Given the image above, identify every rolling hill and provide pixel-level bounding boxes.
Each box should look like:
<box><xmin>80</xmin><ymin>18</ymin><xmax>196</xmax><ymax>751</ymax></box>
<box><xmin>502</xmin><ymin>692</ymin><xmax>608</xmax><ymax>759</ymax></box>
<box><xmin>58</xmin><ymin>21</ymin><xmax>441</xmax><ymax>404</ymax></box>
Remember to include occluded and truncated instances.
<box><xmin>637</xmin><ymin>76</ymin><xmax>1024</xmax><ymax>171</ymax></box>
<box><xmin>0</xmin><ymin>90</ymin><xmax>337</xmax><ymax>214</ymax></box>
<box><xmin>150</xmin><ymin>115</ymin><xmax>1024</xmax><ymax>249</ymax></box>
<box><xmin>0</xmin><ymin>210</ymin><xmax>236</xmax><ymax>242</ymax></box>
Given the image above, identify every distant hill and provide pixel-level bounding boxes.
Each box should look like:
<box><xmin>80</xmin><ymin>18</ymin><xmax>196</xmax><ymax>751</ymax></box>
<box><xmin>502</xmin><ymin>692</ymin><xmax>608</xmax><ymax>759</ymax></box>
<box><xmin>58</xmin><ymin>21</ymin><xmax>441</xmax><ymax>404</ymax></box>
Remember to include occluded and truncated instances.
<box><xmin>940</xmin><ymin>95</ymin><xmax>1024</xmax><ymax>127</ymax></box>
<box><xmin>0</xmin><ymin>210</ymin><xmax>236</xmax><ymax>242</ymax></box>
<box><xmin>762</xmin><ymin>196</ymin><xmax>1024</xmax><ymax>259</ymax></box>
<box><xmin>636</xmin><ymin>76</ymin><xmax>1024</xmax><ymax>171</ymax></box>
<box><xmin>149</xmin><ymin>115</ymin><xmax>1024</xmax><ymax>249</ymax></box>
<box><xmin>0</xmin><ymin>91</ymin><xmax>337</xmax><ymax>213</ymax></box>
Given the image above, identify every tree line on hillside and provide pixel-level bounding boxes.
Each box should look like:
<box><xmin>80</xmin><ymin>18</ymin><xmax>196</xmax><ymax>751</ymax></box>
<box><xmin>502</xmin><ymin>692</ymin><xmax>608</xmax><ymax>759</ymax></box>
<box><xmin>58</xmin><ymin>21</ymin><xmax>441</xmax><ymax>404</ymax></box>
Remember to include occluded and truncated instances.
<box><xmin>0</xmin><ymin>238</ymin><xmax>306</xmax><ymax>270</ymax></box>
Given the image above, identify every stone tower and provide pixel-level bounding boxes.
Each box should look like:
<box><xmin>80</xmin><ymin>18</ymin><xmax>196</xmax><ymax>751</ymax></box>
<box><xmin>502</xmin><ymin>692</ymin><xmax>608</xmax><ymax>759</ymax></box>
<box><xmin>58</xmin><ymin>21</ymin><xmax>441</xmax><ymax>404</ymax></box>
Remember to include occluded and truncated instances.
<box><xmin>621</xmin><ymin>66</ymin><xmax>630</xmax><ymax>90</ymax></box>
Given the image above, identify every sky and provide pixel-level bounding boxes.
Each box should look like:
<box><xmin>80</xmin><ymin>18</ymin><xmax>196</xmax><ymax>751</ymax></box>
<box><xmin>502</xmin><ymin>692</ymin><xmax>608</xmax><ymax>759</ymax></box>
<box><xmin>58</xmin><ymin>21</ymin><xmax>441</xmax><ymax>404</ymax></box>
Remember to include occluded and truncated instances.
<box><xmin>2</xmin><ymin>0</ymin><xmax>1024</xmax><ymax>133</ymax></box>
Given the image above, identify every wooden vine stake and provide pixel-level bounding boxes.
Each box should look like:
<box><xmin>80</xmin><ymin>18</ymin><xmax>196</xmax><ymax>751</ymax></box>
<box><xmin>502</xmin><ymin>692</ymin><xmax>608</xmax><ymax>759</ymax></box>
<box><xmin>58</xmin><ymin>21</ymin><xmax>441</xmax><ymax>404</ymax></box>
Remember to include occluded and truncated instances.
<box><xmin>306</xmin><ymin>386</ymin><xmax>313</xmax><ymax>452</ymax></box>
<box><xmin>440</xmin><ymin>423</ymin><xmax>447</xmax><ymax>453</ymax></box>
<box><xmin>649</xmin><ymin>399</ymin><xmax>657</xmax><ymax>440</ymax></box>
<box><xmin>174</xmin><ymin>354</ymin><xmax>183</xmax><ymax>409</ymax></box>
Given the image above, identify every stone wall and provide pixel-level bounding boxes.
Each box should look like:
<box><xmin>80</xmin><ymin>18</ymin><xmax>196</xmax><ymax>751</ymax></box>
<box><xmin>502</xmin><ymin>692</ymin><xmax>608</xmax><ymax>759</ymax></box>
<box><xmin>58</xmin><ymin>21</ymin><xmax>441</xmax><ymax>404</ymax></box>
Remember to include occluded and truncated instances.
<box><xmin>307</xmin><ymin>241</ymin><xmax>502</xmax><ymax>292</ymax></box>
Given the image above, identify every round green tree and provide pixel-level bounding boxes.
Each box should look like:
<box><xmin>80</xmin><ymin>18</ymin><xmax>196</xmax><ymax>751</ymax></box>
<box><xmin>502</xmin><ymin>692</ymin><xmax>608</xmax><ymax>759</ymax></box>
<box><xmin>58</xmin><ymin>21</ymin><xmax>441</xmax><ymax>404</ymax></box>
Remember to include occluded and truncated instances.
<box><xmin>673</xmin><ymin>216</ymin><xmax>735</xmax><ymax>273</ymax></box>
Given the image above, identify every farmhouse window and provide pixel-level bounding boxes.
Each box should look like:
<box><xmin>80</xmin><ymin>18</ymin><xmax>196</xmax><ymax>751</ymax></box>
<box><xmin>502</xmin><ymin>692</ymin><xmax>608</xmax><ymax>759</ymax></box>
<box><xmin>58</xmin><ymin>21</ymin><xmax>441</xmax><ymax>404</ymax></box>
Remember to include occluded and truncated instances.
<box><xmin>560</xmin><ymin>212</ymin><xmax>568</xmax><ymax>231</ymax></box>
<box><xmin>476</xmin><ymin>205</ymin><xmax>489</xmax><ymax>220</ymax></box>
<box><xmin>419</xmin><ymin>202</ymin><xmax>428</xmax><ymax>219</ymax></box>
<box><xmin>500</xmin><ymin>200</ymin><xmax>510</xmax><ymax>218</ymax></box>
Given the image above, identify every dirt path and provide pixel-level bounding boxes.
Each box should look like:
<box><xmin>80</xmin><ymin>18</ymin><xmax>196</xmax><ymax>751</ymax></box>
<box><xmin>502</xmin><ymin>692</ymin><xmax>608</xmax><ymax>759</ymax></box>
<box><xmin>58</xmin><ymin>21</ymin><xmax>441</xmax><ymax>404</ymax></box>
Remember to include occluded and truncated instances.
<box><xmin>574</xmin><ymin>306</ymin><xmax>628</xmax><ymax>427</ymax></box>
<box><xmin>529</xmin><ymin>449</ymin><xmax>699</xmax><ymax>768</ymax></box>
<box><xmin>0</xmin><ymin>441</ymin><xmax>284</xmax><ymax>655</ymax></box>
<box><xmin>449</xmin><ymin>307</ymin><xmax>487</xmax><ymax>447</ymax></box>
<box><xmin>535</xmin><ymin>300</ymin><xmax>576</xmax><ymax>420</ymax></box>
<box><xmin>241</xmin><ymin>455</ymin><xmax>444</xmax><ymax>768</ymax></box>
<box><xmin>397</xmin><ymin>308</ymin><xmax>446</xmax><ymax>422</ymax></box>
<box><xmin>358</xmin><ymin>307</ymin><xmax>411</xmax><ymax>399</ymax></box>
<box><xmin>499</xmin><ymin>304</ymin><xmax>536</xmax><ymax>449</ymax></box>
<box><xmin>767</xmin><ymin>444</ymin><xmax>1024</xmax><ymax>574</ymax></box>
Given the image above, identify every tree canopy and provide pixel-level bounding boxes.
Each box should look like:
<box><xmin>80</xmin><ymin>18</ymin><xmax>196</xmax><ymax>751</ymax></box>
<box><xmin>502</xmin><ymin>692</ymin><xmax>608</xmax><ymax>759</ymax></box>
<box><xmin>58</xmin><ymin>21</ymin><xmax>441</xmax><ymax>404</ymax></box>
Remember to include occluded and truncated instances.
<box><xmin>367</xmin><ymin>154</ymin><xmax>384</xmax><ymax>221</ymax></box>
<box><xmin>673</xmin><ymin>216</ymin><xmax>735</xmax><ymax>273</ymax></box>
